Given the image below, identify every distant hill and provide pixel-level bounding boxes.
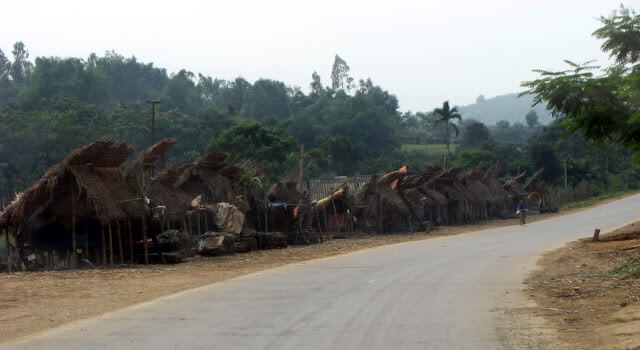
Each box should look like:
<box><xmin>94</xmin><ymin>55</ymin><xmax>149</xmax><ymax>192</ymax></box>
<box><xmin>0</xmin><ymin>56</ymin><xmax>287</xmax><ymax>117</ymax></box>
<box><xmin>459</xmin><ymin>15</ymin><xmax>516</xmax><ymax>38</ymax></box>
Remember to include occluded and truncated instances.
<box><xmin>457</xmin><ymin>93</ymin><xmax>554</xmax><ymax>126</ymax></box>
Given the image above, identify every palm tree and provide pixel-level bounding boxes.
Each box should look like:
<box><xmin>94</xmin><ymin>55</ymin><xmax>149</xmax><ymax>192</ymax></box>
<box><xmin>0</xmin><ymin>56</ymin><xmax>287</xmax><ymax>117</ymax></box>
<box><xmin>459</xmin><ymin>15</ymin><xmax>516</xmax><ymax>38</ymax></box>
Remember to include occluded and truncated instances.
<box><xmin>433</xmin><ymin>101</ymin><xmax>462</xmax><ymax>155</ymax></box>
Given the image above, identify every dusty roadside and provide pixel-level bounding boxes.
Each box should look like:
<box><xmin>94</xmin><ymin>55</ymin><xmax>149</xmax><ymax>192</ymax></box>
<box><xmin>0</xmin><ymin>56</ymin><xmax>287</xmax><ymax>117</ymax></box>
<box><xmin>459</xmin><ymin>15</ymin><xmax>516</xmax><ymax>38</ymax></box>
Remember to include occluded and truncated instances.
<box><xmin>524</xmin><ymin>222</ymin><xmax>640</xmax><ymax>350</ymax></box>
<box><xmin>0</xmin><ymin>192</ymin><xmax>635</xmax><ymax>344</ymax></box>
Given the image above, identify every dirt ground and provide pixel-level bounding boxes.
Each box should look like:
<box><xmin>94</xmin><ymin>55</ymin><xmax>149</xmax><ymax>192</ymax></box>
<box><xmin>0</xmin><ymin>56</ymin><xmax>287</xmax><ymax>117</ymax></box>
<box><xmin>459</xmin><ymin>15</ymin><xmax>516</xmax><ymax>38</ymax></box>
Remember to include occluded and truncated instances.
<box><xmin>525</xmin><ymin>222</ymin><xmax>640</xmax><ymax>350</ymax></box>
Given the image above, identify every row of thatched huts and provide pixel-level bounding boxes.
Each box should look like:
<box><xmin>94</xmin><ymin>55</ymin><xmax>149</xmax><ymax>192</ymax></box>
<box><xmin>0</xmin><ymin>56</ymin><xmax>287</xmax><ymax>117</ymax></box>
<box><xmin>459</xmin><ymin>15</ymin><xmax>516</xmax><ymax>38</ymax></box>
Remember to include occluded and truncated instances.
<box><xmin>0</xmin><ymin>139</ymin><xmax>546</xmax><ymax>271</ymax></box>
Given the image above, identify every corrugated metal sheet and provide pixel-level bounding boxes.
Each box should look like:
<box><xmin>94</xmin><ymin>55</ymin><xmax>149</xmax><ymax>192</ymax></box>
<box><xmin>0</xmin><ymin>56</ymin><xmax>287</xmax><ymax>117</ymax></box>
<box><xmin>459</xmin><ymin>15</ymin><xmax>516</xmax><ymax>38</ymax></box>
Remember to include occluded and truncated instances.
<box><xmin>305</xmin><ymin>175</ymin><xmax>372</xmax><ymax>201</ymax></box>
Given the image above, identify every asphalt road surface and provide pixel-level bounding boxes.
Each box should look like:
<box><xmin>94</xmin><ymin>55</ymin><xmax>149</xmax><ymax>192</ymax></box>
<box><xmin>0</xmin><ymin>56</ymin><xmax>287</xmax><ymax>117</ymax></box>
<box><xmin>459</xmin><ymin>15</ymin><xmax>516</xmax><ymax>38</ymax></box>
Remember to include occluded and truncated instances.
<box><xmin>5</xmin><ymin>194</ymin><xmax>640</xmax><ymax>350</ymax></box>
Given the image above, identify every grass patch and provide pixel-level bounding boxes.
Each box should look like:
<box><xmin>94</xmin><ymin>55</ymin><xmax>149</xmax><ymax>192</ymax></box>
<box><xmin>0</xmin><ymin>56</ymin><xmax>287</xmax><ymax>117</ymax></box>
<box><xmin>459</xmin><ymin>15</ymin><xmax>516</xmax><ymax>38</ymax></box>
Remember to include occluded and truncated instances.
<box><xmin>598</xmin><ymin>257</ymin><xmax>640</xmax><ymax>279</ymax></box>
<box><xmin>566</xmin><ymin>190</ymin><xmax>638</xmax><ymax>209</ymax></box>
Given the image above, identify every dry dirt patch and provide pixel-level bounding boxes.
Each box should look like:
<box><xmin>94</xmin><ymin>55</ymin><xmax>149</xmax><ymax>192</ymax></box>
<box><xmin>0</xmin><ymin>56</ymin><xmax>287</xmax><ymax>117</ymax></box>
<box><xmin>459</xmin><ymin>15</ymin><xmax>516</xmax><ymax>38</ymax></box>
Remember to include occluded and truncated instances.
<box><xmin>525</xmin><ymin>222</ymin><xmax>640</xmax><ymax>350</ymax></box>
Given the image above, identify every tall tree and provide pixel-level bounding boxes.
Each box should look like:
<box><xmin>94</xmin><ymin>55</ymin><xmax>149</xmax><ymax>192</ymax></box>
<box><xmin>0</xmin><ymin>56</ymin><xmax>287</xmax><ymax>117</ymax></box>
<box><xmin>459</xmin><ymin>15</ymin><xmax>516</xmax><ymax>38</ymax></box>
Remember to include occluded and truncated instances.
<box><xmin>310</xmin><ymin>71</ymin><xmax>323</xmax><ymax>97</ymax></box>
<box><xmin>523</xmin><ymin>5</ymin><xmax>640</xmax><ymax>160</ymax></box>
<box><xmin>460</xmin><ymin>120</ymin><xmax>491</xmax><ymax>148</ymax></box>
<box><xmin>433</xmin><ymin>101</ymin><xmax>462</xmax><ymax>154</ymax></box>
<box><xmin>331</xmin><ymin>55</ymin><xmax>354</xmax><ymax>93</ymax></box>
<box><xmin>10</xmin><ymin>41</ymin><xmax>32</xmax><ymax>88</ymax></box>
<box><xmin>525</xmin><ymin>110</ymin><xmax>540</xmax><ymax>128</ymax></box>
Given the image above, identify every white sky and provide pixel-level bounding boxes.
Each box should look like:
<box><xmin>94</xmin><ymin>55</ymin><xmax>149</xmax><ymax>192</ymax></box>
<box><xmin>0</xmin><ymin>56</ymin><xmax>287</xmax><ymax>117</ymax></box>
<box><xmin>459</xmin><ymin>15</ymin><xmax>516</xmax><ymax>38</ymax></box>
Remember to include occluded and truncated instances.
<box><xmin>1</xmin><ymin>0</ymin><xmax>636</xmax><ymax>111</ymax></box>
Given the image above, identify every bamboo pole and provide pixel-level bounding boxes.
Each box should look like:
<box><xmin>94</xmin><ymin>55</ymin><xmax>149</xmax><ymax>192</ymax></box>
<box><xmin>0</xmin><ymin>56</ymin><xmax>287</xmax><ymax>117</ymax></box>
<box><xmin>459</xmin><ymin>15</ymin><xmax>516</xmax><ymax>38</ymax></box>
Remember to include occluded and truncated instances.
<box><xmin>5</xmin><ymin>228</ymin><xmax>11</xmax><ymax>273</ymax></box>
<box><xmin>84</xmin><ymin>220</ymin><xmax>89</xmax><ymax>264</ymax></box>
<box><xmin>71</xmin><ymin>185</ymin><xmax>77</xmax><ymax>269</ymax></box>
<box><xmin>101</xmin><ymin>224</ymin><xmax>106</xmax><ymax>267</ymax></box>
<box><xmin>108</xmin><ymin>222</ymin><xmax>114</xmax><ymax>267</ymax></box>
<box><xmin>331</xmin><ymin>198</ymin><xmax>339</xmax><ymax>232</ymax></box>
<box><xmin>264</xmin><ymin>202</ymin><xmax>269</xmax><ymax>233</ymax></box>
<box><xmin>196</xmin><ymin>211</ymin><xmax>201</xmax><ymax>234</ymax></box>
<box><xmin>142</xmin><ymin>215</ymin><xmax>148</xmax><ymax>265</ymax></box>
<box><xmin>127</xmin><ymin>218</ymin><xmax>134</xmax><ymax>265</ymax></box>
<box><xmin>117</xmin><ymin>221</ymin><xmax>124</xmax><ymax>265</ymax></box>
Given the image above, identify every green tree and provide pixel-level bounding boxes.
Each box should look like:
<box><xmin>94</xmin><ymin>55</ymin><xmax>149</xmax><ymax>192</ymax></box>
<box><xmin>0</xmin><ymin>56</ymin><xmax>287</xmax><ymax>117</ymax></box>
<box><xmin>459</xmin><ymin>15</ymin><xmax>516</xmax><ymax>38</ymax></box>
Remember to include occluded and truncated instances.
<box><xmin>460</xmin><ymin>120</ymin><xmax>491</xmax><ymax>148</ymax></box>
<box><xmin>433</xmin><ymin>101</ymin><xmax>462</xmax><ymax>154</ymax></box>
<box><xmin>10</xmin><ymin>41</ymin><xmax>32</xmax><ymax>88</ymax></box>
<box><xmin>331</xmin><ymin>55</ymin><xmax>354</xmax><ymax>93</ymax></box>
<box><xmin>525</xmin><ymin>110</ymin><xmax>540</xmax><ymax>128</ymax></box>
<box><xmin>318</xmin><ymin>135</ymin><xmax>364</xmax><ymax>175</ymax></box>
<box><xmin>310</xmin><ymin>71</ymin><xmax>324</xmax><ymax>97</ymax></box>
<box><xmin>207</xmin><ymin>121</ymin><xmax>296</xmax><ymax>177</ymax></box>
<box><xmin>522</xmin><ymin>5</ymin><xmax>640</xmax><ymax>160</ymax></box>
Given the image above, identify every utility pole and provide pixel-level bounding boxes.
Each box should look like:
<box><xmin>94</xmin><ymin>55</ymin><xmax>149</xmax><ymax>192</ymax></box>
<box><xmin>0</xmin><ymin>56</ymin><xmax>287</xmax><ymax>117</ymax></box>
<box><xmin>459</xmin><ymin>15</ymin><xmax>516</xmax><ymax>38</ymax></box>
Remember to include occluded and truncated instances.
<box><xmin>296</xmin><ymin>144</ymin><xmax>311</xmax><ymax>192</ymax></box>
<box><xmin>146</xmin><ymin>100</ymin><xmax>161</xmax><ymax>146</ymax></box>
<box><xmin>146</xmin><ymin>100</ymin><xmax>161</xmax><ymax>176</ymax></box>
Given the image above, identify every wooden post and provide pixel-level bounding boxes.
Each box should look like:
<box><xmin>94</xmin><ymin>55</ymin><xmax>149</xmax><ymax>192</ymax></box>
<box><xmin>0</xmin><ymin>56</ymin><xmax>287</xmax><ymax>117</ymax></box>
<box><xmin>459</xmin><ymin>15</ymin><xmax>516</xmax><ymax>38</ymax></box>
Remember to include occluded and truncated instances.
<box><xmin>84</xmin><ymin>220</ymin><xmax>90</xmax><ymax>264</ymax></box>
<box><xmin>182</xmin><ymin>216</ymin><xmax>187</xmax><ymax>233</ymax></box>
<box><xmin>117</xmin><ymin>221</ymin><xmax>124</xmax><ymax>265</ymax></box>
<box><xmin>108</xmin><ymin>223</ymin><xmax>114</xmax><ymax>267</ymax></box>
<box><xmin>265</xmin><ymin>202</ymin><xmax>269</xmax><ymax>233</ymax></box>
<box><xmin>142</xmin><ymin>215</ymin><xmax>149</xmax><ymax>265</ymax></box>
<box><xmin>298</xmin><ymin>144</ymin><xmax>304</xmax><ymax>192</ymax></box>
<box><xmin>204</xmin><ymin>210</ymin><xmax>209</xmax><ymax>232</ymax></box>
<box><xmin>197</xmin><ymin>211</ymin><xmax>202</xmax><ymax>234</ymax></box>
<box><xmin>101</xmin><ymin>224</ymin><xmax>106</xmax><ymax>267</ymax></box>
<box><xmin>5</xmin><ymin>228</ymin><xmax>11</xmax><ymax>273</ymax></box>
<box><xmin>127</xmin><ymin>218</ymin><xmax>134</xmax><ymax>265</ymax></box>
<box><xmin>592</xmin><ymin>228</ymin><xmax>601</xmax><ymax>242</ymax></box>
<box><xmin>331</xmin><ymin>198</ymin><xmax>339</xmax><ymax>232</ymax></box>
<box><xmin>188</xmin><ymin>214</ymin><xmax>193</xmax><ymax>235</ymax></box>
<box><xmin>71</xmin><ymin>185</ymin><xmax>78</xmax><ymax>269</ymax></box>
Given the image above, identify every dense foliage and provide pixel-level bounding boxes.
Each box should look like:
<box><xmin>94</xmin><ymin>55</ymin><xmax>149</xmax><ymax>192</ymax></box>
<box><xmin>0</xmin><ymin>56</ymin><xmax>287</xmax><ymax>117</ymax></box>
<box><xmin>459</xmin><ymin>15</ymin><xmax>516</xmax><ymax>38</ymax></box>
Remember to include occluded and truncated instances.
<box><xmin>1</xmin><ymin>5</ymin><xmax>639</xmax><ymax>205</ymax></box>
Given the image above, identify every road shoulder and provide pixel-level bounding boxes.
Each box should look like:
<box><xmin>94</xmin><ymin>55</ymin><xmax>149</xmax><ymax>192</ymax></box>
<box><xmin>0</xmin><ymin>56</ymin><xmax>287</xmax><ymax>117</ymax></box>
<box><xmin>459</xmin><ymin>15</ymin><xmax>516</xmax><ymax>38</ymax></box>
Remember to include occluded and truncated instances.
<box><xmin>523</xmin><ymin>221</ymin><xmax>640</xmax><ymax>349</ymax></box>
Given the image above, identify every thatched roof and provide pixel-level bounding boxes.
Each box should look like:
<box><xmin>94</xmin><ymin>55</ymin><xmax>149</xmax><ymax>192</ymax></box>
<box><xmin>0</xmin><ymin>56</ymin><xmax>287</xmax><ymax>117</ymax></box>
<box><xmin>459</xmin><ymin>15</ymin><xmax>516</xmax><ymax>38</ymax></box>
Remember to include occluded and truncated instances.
<box><xmin>482</xmin><ymin>164</ymin><xmax>512</xmax><ymax>200</ymax></box>
<box><xmin>125</xmin><ymin>138</ymin><xmax>176</xmax><ymax>180</ymax></box>
<box><xmin>3</xmin><ymin>141</ymin><xmax>144</xmax><ymax>228</ymax></box>
<box><xmin>268</xmin><ymin>180</ymin><xmax>307</xmax><ymax>204</ymax></box>
<box><xmin>174</xmin><ymin>152</ymin><xmax>236</xmax><ymax>204</ymax></box>
<box><xmin>149</xmin><ymin>165</ymin><xmax>193</xmax><ymax>215</ymax></box>
<box><xmin>523</xmin><ymin>168</ymin><xmax>545</xmax><ymax>192</ymax></box>
<box><xmin>423</xmin><ymin>189</ymin><xmax>448</xmax><ymax>205</ymax></box>
<box><xmin>358</xmin><ymin>176</ymin><xmax>410</xmax><ymax>215</ymax></box>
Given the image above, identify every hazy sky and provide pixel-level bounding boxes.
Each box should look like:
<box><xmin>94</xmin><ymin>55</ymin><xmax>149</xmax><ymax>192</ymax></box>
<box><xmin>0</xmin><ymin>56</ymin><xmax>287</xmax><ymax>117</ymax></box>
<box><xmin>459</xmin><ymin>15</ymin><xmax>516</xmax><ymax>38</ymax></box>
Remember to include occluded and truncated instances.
<box><xmin>0</xmin><ymin>0</ymin><xmax>635</xmax><ymax>111</ymax></box>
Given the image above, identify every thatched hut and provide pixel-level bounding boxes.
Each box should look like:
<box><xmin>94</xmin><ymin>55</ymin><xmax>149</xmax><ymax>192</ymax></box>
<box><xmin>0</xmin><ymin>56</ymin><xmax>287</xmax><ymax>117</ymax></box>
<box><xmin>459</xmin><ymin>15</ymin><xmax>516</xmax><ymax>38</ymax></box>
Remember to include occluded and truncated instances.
<box><xmin>265</xmin><ymin>180</ymin><xmax>309</xmax><ymax>233</ymax></box>
<box><xmin>125</xmin><ymin>139</ymin><xmax>195</xmax><ymax>233</ymax></box>
<box><xmin>356</xmin><ymin>175</ymin><xmax>412</xmax><ymax>233</ymax></box>
<box><xmin>175</xmin><ymin>152</ymin><xmax>236</xmax><ymax>204</ymax></box>
<box><xmin>306</xmin><ymin>175</ymin><xmax>370</xmax><ymax>233</ymax></box>
<box><xmin>0</xmin><ymin>141</ymin><xmax>146</xmax><ymax>269</ymax></box>
<box><xmin>481</xmin><ymin>164</ymin><xmax>513</xmax><ymax>218</ymax></box>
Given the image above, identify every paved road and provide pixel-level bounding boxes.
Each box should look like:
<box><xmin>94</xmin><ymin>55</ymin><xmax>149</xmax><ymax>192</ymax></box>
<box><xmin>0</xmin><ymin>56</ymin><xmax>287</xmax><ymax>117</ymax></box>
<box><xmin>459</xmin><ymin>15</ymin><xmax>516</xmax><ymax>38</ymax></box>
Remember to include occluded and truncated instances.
<box><xmin>5</xmin><ymin>194</ymin><xmax>640</xmax><ymax>350</ymax></box>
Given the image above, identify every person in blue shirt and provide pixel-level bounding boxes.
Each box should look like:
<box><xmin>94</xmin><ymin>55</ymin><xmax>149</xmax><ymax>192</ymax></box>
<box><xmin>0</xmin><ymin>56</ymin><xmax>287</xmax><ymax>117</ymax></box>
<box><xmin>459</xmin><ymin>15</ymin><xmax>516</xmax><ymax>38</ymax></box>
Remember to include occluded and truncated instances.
<box><xmin>517</xmin><ymin>199</ymin><xmax>528</xmax><ymax>225</ymax></box>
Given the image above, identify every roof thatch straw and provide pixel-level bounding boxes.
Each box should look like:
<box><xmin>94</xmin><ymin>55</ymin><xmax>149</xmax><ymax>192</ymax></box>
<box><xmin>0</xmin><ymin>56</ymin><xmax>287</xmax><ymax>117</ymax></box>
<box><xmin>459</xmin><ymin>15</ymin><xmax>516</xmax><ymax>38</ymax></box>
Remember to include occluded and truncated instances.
<box><xmin>523</xmin><ymin>168</ymin><xmax>545</xmax><ymax>192</ymax></box>
<box><xmin>173</xmin><ymin>152</ymin><xmax>237</xmax><ymax>204</ymax></box>
<box><xmin>149</xmin><ymin>165</ymin><xmax>194</xmax><ymax>215</ymax></box>
<box><xmin>268</xmin><ymin>180</ymin><xmax>307</xmax><ymax>204</ymax></box>
<box><xmin>125</xmin><ymin>138</ymin><xmax>176</xmax><ymax>180</ymax></box>
<box><xmin>4</xmin><ymin>141</ymin><xmax>144</xmax><ymax>229</ymax></box>
<box><xmin>423</xmin><ymin>189</ymin><xmax>448</xmax><ymax>205</ymax></box>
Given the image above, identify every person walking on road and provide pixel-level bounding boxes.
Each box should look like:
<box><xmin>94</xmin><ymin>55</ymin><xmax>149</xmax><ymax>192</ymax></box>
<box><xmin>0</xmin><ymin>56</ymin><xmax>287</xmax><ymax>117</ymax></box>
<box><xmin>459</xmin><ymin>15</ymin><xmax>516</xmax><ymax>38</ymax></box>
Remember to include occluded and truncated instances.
<box><xmin>517</xmin><ymin>198</ymin><xmax>528</xmax><ymax>225</ymax></box>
